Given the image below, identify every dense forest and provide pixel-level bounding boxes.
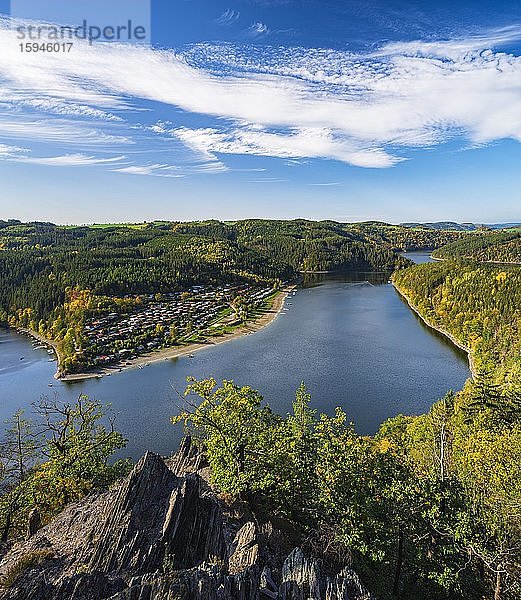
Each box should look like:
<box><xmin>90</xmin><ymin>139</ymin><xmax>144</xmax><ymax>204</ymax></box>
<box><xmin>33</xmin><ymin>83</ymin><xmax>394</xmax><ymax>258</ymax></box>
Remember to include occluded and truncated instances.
<box><xmin>432</xmin><ymin>230</ymin><xmax>521</xmax><ymax>263</ymax></box>
<box><xmin>392</xmin><ymin>261</ymin><xmax>521</xmax><ymax>381</ymax></box>
<box><xmin>350</xmin><ymin>221</ymin><xmax>469</xmax><ymax>251</ymax></box>
<box><xmin>170</xmin><ymin>259</ymin><xmax>521</xmax><ymax>599</ymax></box>
<box><xmin>0</xmin><ymin>225</ymin><xmax>519</xmax><ymax>598</ymax></box>
<box><xmin>389</xmin><ymin>260</ymin><xmax>521</xmax><ymax>598</ymax></box>
<box><xmin>0</xmin><ymin>218</ymin><xmax>439</xmax><ymax>372</ymax></box>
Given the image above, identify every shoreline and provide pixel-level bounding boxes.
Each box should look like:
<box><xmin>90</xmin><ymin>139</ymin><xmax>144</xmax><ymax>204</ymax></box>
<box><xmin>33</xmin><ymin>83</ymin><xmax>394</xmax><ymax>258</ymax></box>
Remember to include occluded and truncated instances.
<box><xmin>14</xmin><ymin>327</ymin><xmax>61</xmax><ymax>369</ymax></box>
<box><xmin>57</xmin><ymin>283</ymin><xmax>296</xmax><ymax>381</ymax></box>
<box><xmin>391</xmin><ymin>280</ymin><xmax>476</xmax><ymax>378</ymax></box>
<box><xmin>431</xmin><ymin>255</ymin><xmax>521</xmax><ymax>266</ymax></box>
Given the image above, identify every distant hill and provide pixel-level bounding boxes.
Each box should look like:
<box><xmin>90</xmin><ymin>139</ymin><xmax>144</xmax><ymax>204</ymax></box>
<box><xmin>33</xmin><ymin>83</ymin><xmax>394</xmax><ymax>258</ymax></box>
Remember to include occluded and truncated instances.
<box><xmin>401</xmin><ymin>222</ymin><xmax>476</xmax><ymax>231</ymax></box>
<box><xmin>401</xmin><ymin>222</ymin><xmax>521</xmax><ymax>231</ymax></box>
<box><xmin>432</xmin><ymin>230</ymin><xmax>521</xmax><ymax>263</ymax></box>
<box><xmin>486</xmin><ymin>223</ymin><xmax>521</xmax><ymax>230</ymax></box>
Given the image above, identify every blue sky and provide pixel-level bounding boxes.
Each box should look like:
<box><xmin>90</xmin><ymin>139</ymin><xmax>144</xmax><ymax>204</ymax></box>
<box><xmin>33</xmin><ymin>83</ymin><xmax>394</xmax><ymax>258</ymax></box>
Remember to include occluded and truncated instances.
<box><xmin>0</xmin><ymin>0</ymin><xmax>520</xmax><ymax>224</ymax></box>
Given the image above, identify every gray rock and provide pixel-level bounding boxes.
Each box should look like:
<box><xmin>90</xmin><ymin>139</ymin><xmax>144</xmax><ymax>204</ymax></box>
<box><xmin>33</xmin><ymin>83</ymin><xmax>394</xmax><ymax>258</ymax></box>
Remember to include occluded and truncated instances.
<box><xmin>0</xmin><ymin>438</ymin><xmax>374</xmax><ymax>600</ymax></box>
<box><xmin>167</xmin><ymin>435</ymin><xmax>207</xmax><ymax>477</ymax></box>
<box><xmin>88</xmin><ymin>451</ymin><xmax>180</xmax><ymax>575</ymax></box>
<box><xmin>229</xmin><ymin>522</ymin><xmax>258</xmax><ymax>575</ymax></box>
<box><xmin>325</xmin><ymin>567</ymin><xmax>373</xmax><ymax>600</ymax></box>
<box><xmin>279</xmin><ymin>548</ymin><xmax>323</xmax><ymax>600</ymax></box>
<box><xmin>161</xmin><ymin>474</ymin><xmax>227</xmax><ymax>570</ymax></box>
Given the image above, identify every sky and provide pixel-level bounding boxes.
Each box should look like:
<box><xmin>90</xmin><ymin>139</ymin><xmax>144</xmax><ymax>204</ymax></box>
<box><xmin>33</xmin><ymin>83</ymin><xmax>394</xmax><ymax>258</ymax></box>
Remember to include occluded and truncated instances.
<box><xmin>0</xmin><ymin>0</ymin><xmax>521</xmax><ymax>224</ymax></box>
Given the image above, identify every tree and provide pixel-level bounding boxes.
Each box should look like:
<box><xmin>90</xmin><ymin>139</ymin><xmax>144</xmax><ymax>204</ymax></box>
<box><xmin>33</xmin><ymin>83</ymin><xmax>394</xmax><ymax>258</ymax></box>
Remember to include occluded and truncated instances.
<box><xmin>0</xmin><ymin>396</ymin><xmax>130</xmax><ymax>537</ymax></box>
<box><xmin>0</xmin><ymin>411</ymin><xmax>39</xmax><ymax>541</ymax></box>
<box><xmin>463</xmin><ymin>371</ymin><xmax>504</xmax><ymax>422</ymax></box>
<box><xmin>32</xmin><ymin>396</ymin><xmax>129</xmax><ymax>499</ymax></box>
<box><xmin>269</xmin><ymin>383</ymin><xmax>318</xmax><ymax>523</ymax></box>
<box><xmin>231</xmin><ymin>295</ymin><xmax>249</xmax><ymax>322</ymax></box>
<box><xmin>315</xmin><ymin>409</ymin><xmax>420</xmax><ymax>597</ymax></box>
<box><xmin>172</xmin><ymin>378</ymin><xmax>279</xmax><ymax>498</ymax></box>
<box><xmin>169</xmin><ymin>324</ymin><xmax>178</xmax><ymax>343</ymax></box>
<box><xmin>452</xmin><ymin>423</ymin><xmax>521</xmax><ymax>600</ymax></box>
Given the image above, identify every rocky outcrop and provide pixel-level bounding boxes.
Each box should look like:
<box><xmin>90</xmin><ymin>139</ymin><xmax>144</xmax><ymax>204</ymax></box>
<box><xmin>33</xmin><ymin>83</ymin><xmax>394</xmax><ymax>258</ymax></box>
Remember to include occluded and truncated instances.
<box><xmin>228</xmin><ymin>522</ymin><xmax>258</xmax><ymax>576</ymax></box>
<box><xmin>0</xmin><ymin>438</ymin><xmax>373</xmax><ymax>600</ymax></box>
<box><xmin>279</xmin><ymin>549</ymin><xmax>372</xmax><ymax>600</ymax></box>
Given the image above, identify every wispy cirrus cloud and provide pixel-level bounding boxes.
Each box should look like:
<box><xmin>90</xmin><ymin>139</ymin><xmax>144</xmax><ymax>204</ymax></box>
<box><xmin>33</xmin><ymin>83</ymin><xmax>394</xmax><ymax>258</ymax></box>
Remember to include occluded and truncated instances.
<box><xmin>373</xmin><ymin>25</ymin><xmax>521</xmax><ymax>59</ymax></box>
<box><xmin>112</xmin><ymin>163</ymin><xmax>184</xmax><ymax>177</ymax></box>
<box><xmin>0</xmin><ymin>115</ymin><xmax>132</xmax><ymax>146</ymax></box>
<box><xmin>216</xmin><ymin>9</ymin><xmax>240</xmax><ymax>26</ymax></box>
<box><xmin>0</xmin><ymin>142</ymin><xmax>125</xmax><ymax>168</ymax></box>
<box><xmin>1</xmin><ymin>18</ymin><xmax>521</xmax><ymax>173</ymax></box>
<box><xmin>112</xmin><ymin>160</ymin><xmax>227</xmax><ymax>177</ymax></box>
<box><xmin>14</xmin><ymin>153</ymin><xmax>126</xmax><ymax>166</ymax></box>
<box><xmin>173</xmin><ymin>126</ymin><xmax>402</xmax><ymax>168</ymax></box>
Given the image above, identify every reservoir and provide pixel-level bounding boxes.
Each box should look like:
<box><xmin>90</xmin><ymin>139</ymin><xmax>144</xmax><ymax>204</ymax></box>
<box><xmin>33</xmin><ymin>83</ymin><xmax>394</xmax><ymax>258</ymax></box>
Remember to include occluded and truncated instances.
<box><xmin>0</xmin><ymin>252</ymin><xmax>469</xmax><ymax>459</ymax></box>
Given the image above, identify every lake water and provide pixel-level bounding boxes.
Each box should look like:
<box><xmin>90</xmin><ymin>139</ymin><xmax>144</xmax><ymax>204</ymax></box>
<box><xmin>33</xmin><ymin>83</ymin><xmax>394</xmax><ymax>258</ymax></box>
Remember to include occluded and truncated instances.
<box><xmin>400</xmin><ymin>250</ymin><xmax>434</xmax><ymax>264</ymax></box>
<box><xmin>0</xmin><ymin>252</ymin><xmax>469</xmax><ymax>459</ymax></box>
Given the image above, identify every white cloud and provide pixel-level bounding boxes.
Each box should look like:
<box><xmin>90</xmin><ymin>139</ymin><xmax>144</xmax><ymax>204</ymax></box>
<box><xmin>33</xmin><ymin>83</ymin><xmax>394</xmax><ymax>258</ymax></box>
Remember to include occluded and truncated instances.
<box><xmin>0</xmin><ymin>144</ymin><xmax>28</xmax><ymax>157</ymax></box>
<box><xmin>0</xmin><ymin>115</ymin><xmax>132</xmax><ymax>146</ymax></box>
<box><xmin>2</xmin><ymin>18</ymin><xmax>521</xmax><ymax>170</ymax></box>
<box><xmin>0</xmin><ymin>142</ymin><xmax>126</xmax><ymax>167</ymax></box>
<box><xmin>112</xmin><ymin>163</ymin><xmax>184</xmax><ymax>177</ymax></box>
<box><xmin>374</xmin><ymin>26</ymin><xmax>521</xmax><ymax>60</ymax></box>
<box><xmin>248</xmin><ymin>22</ymin><xmax>269</xmax><ymax>37</ymax></box>
<box><xmin>247</xmin><ymin>178</ymin><xmax>287</xmax><ymax>183</ymax></box>
<box><xmin>14</xmin><ymin>153</ymin><xmax>126</xmax><ymax>166</ymax></box>
<box><xmin>179</xmin><ymin>32</ymin><xmax>521</xmax><ymax>150</ymax></box>
<box><xmin>19</xmin><ymin>98</ymin><xmax>122</xmax><ymax>121</ymax></box>
<box><xmin>174</xmin><ymin>126</ymin><xmax>401</xmax><ymax>168</ymax></box>
<box><xmin>216</xmin><ymin>9</ymin><xmax>240</xmax><ymax>26</ymax></box>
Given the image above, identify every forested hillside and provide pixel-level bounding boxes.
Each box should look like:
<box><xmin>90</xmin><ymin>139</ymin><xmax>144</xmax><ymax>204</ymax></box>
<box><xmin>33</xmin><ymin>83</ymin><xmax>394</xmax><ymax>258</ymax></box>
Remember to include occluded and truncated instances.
<box><xmin>169</xmin><ymin>260</ymin><xmax>521</xmax><ymax>599</ymax></box>
<box><xmin>432</xmin><ymin>230</ymin><xmax>521</xmax><ymax>263</ymax></box>
<box><xmin>0</xmin><ymin>225</ymin><xmax>519</xmax><ymax>598</ymax></box>
<box><xmin>401</xmin><ymin>221</ymin><xmax>479</xmax><ymax>231</ymax></box>
<box><xmin>389</xmin><ymin>260</ymin><xmax>521</xmax><ymax>598</ymax></box>
<box><xmin>392</xmin><ymin>261</ymin><xmax>521</xmax><ymax>380</ymax></box>
<box><xmin>0</xmin><ymin>218</ymin><xmax>417</xmax><ymax>373</ymax></box>
<box><xmin>349</xmin><ymin>221</ymin><xmax>468</xmax><ymax>251</ymax></box>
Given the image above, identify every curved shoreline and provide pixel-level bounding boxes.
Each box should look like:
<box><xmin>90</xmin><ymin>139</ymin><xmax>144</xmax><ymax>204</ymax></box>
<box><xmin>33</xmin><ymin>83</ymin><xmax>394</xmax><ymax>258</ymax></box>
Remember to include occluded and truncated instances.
<box><xmin>392</xmin><ymin>280</ymin><xmax>476</xmax><ymax>378</ymax></box>
<box><xmin>15</xmin><ymin>327</ymin><xmax>61</xmax><ymax>369</ymax></box>
<box><xmin>57</xmin><ymin>283</ymin><xmax>296</xmax><ymax>381</ymax></box>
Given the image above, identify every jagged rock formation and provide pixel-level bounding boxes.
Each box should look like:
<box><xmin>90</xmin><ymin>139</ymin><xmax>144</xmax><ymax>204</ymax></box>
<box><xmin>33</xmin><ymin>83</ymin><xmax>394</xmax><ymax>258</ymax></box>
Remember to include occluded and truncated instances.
<box><xmin>0</xmin><ymin>438</ymin><xmax>373</xmax><ymax>600</ymax></box>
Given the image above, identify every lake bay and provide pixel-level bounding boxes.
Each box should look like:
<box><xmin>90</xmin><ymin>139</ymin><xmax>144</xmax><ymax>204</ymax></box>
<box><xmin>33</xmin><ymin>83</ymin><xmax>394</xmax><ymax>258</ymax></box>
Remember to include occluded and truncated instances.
<box><xmin>0</xmin><ymin>252</ymin><xmax>469</xmax><ymax>459</ymax></box>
